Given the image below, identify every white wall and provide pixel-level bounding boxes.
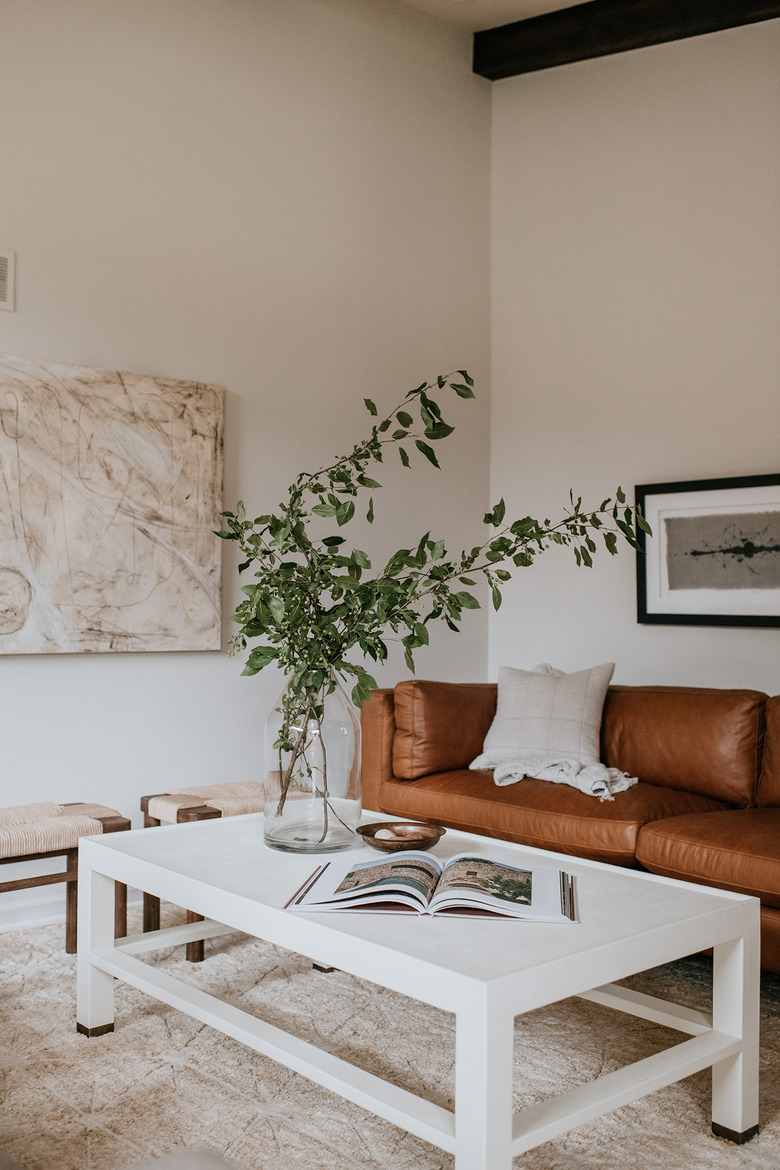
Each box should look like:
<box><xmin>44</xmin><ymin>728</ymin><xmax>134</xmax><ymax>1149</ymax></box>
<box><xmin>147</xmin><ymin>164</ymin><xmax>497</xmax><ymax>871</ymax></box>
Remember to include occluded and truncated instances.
<box><xmin>0</xmin><ymin>0</ymin><xmax>491</xmax><ymax>927</ymax></box>
<box><xmin>490</xmin><ymin>21</ymin><xmax>780</xmax><ymax>692</ymax></box>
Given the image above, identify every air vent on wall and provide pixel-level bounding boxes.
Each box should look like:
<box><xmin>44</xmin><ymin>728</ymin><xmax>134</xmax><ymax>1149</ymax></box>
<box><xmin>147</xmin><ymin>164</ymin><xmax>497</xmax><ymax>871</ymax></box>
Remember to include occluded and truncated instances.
<box><xmin>0</xmin><ymin>249</ymin><xmax>16</xmax><ymax>311</ymax></box>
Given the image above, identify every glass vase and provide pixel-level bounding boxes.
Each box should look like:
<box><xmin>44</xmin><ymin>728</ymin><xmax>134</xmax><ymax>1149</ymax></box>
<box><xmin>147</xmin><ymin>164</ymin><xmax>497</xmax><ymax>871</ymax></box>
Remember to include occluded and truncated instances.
<box><xmin>263</xmin><ymin>673</ymin><xmax>362</xmax><ymax>852</ymax></box>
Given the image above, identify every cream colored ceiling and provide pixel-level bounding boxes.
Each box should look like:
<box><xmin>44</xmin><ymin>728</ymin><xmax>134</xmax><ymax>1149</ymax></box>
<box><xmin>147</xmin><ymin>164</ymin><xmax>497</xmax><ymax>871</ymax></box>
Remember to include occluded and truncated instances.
<box><xmin>395</xmin><ymin>0</ymin><xmax>583</xmax><ymax>32</ymax></box>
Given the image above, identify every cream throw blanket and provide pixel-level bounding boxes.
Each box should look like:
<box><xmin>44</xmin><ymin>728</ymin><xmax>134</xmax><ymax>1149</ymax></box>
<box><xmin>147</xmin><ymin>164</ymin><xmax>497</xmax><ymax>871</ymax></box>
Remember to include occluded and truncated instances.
<box><xmin>489</xmin><ymin>755</ymin><xmax>637</xmax><ymax>801</ymax></box>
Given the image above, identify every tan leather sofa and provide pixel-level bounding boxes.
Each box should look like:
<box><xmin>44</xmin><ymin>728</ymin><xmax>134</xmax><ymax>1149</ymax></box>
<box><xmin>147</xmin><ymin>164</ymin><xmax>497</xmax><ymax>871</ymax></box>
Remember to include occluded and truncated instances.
<box><xmin>361</xmin><ymin>680</ymin><xmax>780</xmax><ymax>971</ymax></box>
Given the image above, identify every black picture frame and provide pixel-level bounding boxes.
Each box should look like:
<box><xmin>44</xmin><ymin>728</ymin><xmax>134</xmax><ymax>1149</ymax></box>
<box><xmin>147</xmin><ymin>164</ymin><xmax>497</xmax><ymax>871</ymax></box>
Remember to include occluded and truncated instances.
<box><xmin>635</xmin><ymin>473</ymin><xmax>780</xmax><ymax>628</ymax></box>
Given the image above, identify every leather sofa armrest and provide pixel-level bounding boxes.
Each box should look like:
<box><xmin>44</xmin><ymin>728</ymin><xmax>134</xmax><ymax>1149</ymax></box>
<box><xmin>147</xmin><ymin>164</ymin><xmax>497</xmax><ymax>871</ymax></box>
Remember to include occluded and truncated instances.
<box><xmin>361</xmin><ymin>689</ymin><xmax>396</xmax><ymax>814</ymax></box>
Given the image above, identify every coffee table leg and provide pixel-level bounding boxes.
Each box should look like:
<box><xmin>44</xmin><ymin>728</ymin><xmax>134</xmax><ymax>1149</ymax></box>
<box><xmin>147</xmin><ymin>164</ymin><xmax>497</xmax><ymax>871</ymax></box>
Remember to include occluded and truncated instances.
<box><xmin>711</xmin><ymin>918</ymin><xmax>760</xmax><ymax>1143</ymax></box>
<box><xmin>455</xmin><ymin>996</ymin><xmax>514</xmax><ymax>1169</ymax></box>
<box><xmin>76</xmin><ymin>864</ymin><xmax>116</xmax><ymax>1037</ymax></box>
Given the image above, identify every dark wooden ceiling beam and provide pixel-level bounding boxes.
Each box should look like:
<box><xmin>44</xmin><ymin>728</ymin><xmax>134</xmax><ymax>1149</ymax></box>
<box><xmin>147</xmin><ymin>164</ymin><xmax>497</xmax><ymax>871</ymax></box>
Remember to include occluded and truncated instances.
<box><xmin>473</xmin><ymin>0</ymin><xmax>780</xmax><ymax>80</ymax></box>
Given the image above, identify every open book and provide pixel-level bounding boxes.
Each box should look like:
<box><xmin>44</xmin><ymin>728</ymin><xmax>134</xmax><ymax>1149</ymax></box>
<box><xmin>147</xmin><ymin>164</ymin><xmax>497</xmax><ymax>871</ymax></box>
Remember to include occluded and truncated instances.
<box><xmin>287</xmin><ymin>850</ymin><xmax>576</xmax><ymax>921</ymax></box>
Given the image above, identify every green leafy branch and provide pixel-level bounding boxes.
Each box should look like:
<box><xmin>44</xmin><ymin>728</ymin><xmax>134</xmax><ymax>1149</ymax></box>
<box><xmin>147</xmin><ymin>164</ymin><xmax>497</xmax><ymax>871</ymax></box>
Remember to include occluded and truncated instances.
<box><xmin>216</xmin><ymin>372</ymin><xmax>650</xmax><ymax>710</ymax></box>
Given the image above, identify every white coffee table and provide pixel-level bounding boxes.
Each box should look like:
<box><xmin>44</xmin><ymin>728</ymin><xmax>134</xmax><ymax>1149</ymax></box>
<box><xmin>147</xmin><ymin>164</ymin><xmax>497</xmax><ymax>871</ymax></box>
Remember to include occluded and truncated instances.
<box><xmin>77</xmin><ymin>814</ymin><xmax>760</xmax><ymax>1168</ymax></box>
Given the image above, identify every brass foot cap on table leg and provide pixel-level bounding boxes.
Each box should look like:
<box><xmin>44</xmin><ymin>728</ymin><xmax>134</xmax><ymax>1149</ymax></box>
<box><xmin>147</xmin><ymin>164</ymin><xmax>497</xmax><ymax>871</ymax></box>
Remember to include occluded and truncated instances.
<box><xmin>712</xmin><ymin>1122</ymin><xmax>759</xmax><ymax>1144</ymax></box>
<box><xmin>77</xmin><ymin>1021</ymin><xmax>115</xmax><ymax>1038</ymax></box>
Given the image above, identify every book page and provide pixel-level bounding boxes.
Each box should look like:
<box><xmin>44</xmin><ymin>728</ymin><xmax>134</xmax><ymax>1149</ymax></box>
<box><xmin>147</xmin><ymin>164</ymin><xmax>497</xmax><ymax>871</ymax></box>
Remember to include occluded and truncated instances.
<box><xmin>434</xmin><ymin>855</ymin><xmax>533</xmax><ymax>907</ymax></box>
<box><xmin>332</xmin><ymin>854</ymin><xmax>441</xmax><ymax>903</ymax></box>
<box><xmin>288</xmin><ymin>850</ymin><xmax>443</xmax><ymax>910</ymax></box>
<box><xmin>430</xmin><ymin>855</ymin><xmax>574</xmax><ymax>920</ymax></box>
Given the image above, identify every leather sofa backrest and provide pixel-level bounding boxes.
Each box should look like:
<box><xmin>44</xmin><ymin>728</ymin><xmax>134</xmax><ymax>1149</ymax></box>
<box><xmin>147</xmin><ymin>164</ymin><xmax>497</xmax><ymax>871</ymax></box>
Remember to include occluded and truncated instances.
<box><xmin>757</xmin><ymin>695</ymin><xmax>780</xmax><ymax>806</ymax></box>
<box><xmin>389</xmin><ymin>679</ymin><xmax>768</xmax><ymax>806</ymax></box>
<box><xmin>602</xmin><ymin>685</ymin><xmax>767</xmax><ymax>807</ymax></box>
<box><xmin>392</xmin><ymin>680</ymin><xmax>497</xmax><ymax>780</ymax></box>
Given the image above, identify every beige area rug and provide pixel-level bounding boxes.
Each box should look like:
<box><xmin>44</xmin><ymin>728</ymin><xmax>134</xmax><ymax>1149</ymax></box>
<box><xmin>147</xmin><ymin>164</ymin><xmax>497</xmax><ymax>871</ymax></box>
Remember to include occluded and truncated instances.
<box><xmin>2</xmin><ymin>911</ymin><xmax>780</xmax><ymax>1169</ymax></box>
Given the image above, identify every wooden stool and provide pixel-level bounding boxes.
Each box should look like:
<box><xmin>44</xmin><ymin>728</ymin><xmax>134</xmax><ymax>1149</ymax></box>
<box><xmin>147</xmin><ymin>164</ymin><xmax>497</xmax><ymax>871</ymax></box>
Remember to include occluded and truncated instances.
<box><xmin>140</xmin><ymin>782</ymin><xmax>263</xmax><ymax>962</ymax></box>
<box><xmin>0</xmin><ymin>801</ymin><xmax>130</xmax><ymax>953</ymax></box>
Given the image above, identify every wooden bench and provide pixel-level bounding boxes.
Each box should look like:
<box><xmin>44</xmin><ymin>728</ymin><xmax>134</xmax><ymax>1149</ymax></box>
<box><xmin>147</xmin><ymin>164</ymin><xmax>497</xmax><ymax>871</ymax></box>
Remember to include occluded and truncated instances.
<box><xmin>140</xmin><ymin>783</ymin><xmax>264</xmax><ymax>961</ymax></box>
<box><xmin>0</xmin><ymin>801</ymin><xmax>130</xmax><ymax>952</ymax></box>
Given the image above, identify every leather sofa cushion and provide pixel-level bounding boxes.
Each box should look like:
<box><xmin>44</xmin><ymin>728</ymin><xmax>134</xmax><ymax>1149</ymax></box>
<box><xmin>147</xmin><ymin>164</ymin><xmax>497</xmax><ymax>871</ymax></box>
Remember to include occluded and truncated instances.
<box><xmin>637</xmin><ymin>809</ymin><xmax>780</xmax><ymax>907</ymax></box>
<box><xmin>377</xmin><ymin>769</ymin><xmax>729</xmax><ymax>867</ymax></box>
<box><xmin>393</xmin><ymin>680</ymin><xmax>497</xmax><ymax>780</ymax></box>
<box><xmin>601</xmin><ymin>685</ymin><xmax>766</xmax><ymax>807</ymax></box>
<box><xmin>757</xmin><ymin>696</ymin><xmax>780</xmax><ymax>806</ymax></box>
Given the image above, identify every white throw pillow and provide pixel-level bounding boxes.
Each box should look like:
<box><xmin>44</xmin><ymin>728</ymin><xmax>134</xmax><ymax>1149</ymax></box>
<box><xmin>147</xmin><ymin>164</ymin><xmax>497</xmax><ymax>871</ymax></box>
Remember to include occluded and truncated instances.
<box><xmin>471</xmin><ymin>662</ymin><xmax>615</xmax><ymax>768</ymax></box>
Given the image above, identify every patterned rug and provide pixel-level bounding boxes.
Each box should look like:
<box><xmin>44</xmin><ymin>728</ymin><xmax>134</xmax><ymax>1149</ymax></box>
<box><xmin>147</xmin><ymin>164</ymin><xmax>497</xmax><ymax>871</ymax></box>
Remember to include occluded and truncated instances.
<box><xmin>2</xmin><ymin>912</ymin><xmax>780</xmax><ymax>1169</ymax></box>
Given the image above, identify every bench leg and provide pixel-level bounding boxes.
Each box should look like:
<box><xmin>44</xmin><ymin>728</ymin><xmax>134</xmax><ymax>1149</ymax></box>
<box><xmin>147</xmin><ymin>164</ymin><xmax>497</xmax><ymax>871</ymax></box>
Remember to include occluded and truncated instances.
<box><xmin>143</xmin><ymin>892</ymin><xmax>161</xmax><ymax>932</ymax></box>
<box><xmin>65</xmin><ymin>850</ymin><xmax>78</xmax><ymax>954</ymax></box>
<box><xmin>185</xmin><ymin>910</ymin><xmax>206</xmax><ymax>963</ymax></box>
<box><xmin>114</xmin><ymin>881</ymin><xmax>127</xmax><ymax>941</ymax></box>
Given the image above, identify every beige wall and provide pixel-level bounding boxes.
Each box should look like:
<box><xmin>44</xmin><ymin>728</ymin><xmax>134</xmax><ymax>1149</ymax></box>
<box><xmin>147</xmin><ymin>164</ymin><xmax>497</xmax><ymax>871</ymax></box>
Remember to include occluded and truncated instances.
<box><xmin>0</xmin><ymin>0</ymin><xmax>491</xmax><ymax>925</ymax></box>
<box><xmin>490</xmin><ymin>21</ymin><xmax>780</xmax><ymax>691</ymax></box>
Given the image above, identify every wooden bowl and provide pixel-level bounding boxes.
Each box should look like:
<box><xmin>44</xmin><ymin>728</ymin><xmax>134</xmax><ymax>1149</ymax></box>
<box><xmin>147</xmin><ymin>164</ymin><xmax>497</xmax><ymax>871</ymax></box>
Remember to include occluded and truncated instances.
<box><xmin>357</xmin><ymin>821</ymin><xmax>446</xmax><ymax>853</ymax></box>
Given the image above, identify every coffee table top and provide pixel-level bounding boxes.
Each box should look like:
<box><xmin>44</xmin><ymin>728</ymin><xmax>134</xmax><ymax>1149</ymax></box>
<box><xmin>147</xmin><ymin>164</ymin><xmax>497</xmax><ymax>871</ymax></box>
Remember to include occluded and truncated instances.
<box><xmin>84</xmin><ymin>812</ymin><xmax>757</xmax><ymax>1012</ymax></box>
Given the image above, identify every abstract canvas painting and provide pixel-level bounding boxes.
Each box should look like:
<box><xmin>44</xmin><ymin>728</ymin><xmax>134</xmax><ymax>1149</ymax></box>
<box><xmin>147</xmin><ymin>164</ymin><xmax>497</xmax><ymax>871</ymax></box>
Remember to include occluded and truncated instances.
<box><xmin>0</xmin><ymin>355</ymin><xmax>224</xmax><ymax>653</ymax></box>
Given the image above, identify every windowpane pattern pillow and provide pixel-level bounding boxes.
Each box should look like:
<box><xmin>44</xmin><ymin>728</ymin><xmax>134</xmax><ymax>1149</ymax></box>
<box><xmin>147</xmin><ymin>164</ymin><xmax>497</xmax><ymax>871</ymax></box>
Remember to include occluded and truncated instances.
<box><xmin>471</xmin><ymin>662</ymin><xmax>615</xmax><ymax>768</ymax></box>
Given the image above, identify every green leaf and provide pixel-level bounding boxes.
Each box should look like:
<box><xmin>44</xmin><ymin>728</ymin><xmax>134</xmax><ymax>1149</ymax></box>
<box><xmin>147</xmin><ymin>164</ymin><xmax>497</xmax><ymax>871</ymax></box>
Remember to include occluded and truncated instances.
<box><xmin>414</xmin><ymin>622</ymin><xmax>429</xmax><ymax>646</ymax></box>
<box><xmin>312</xmin><ymin>503</ymin><xmax>337</xmax><ymax>517</ymax></box>
<box><xmin>616</xmin><ymin>486</ymin><xmax>626</xmax><ymax>504</ymax></box>
<box><xmin>397</xmin><ymin>410</ymin><xmax>413</xmax><ymax>427</ymax></box>
<box><xmin>357</xmin><ymin>475</ymin><xmax>382</xmax><ymax>489</ymax></box>
<box><xmin>322</xmin><ymin>535</ymin><xmax>345</xmax><ymax>546</ymax></box>
<box><xmin>364</xmin><ymin>398</ymin><xmax>378</xmax><ymax>416</ymax></box>
<box><xmin>242</xmin><ymin>645</ymin><xmax>277</xmax><ymax>675</ymax></box>
<box><xmin>399</xmin><ymin>447</ymin><xmax>410</xmax><ymax>467</ymax></box>
<box><xmin>454</xmin><ymin>591</ymin><xmax>480</xmax><ymax>609</ymax></box>
<box><xmin>336</xmin><ymin>501</ymin><xmax>355</xmax><ymax>526</ymax></box>
<box><xmin>457</xmin><ymin>370</ymin><xmax>474</xmax><ymax>386</ymax></box>
<box><xmin>425</xmin><ymin>422</ymin><xmax>455</xmax><ymax>441</ymax></box>
<box><xmin>451</xmin><ymin>382</ymin><xmax>475</xmax><ymax>399</ymax></box>
<box><xmin>367</xmin><ymin>497</ymin><xmax>374</xmax><ymax>524</ymax></box>
<box><xmin>415</xmin><ymin>440</ymin><xmax>440</xmax><ymax>468</ymax></box>
<box><xmin>491</xmin><ymin>585</ymin><xmax>502</xmax><ymax>611</ymax></box>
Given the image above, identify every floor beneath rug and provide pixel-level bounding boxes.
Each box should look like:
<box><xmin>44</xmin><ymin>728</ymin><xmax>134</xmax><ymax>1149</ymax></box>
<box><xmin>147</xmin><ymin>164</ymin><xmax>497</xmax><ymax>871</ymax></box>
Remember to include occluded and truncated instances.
<box><xmin>1</xmin><ymin>910</ymin><xmax>780</xmax><ymax>1169</ymax></box>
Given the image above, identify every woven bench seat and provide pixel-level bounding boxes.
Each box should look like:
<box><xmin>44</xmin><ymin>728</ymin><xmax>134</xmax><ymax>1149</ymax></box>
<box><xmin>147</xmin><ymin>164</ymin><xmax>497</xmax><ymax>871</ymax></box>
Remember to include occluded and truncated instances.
<box><xmin>140</xmin><ymin>782</ymin><xmax>263</xmax><ymax>961</ymax></box>
<box><xmin>0</xmin><ymin>801</ymin><xmax>131</xmax><ymax>952</ymax></box>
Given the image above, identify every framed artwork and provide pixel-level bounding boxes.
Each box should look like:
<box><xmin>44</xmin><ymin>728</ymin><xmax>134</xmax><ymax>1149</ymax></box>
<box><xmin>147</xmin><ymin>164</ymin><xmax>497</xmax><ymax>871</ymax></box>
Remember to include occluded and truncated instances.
<box><xmin>0</xmin><ymin>354</ymin><xmax>224</xmax><ymax>653</ymax></box>
<box><xmin>635</xmin><ymin>473</ymin><xmax>780</xmax><ymax>628</ymax></box>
